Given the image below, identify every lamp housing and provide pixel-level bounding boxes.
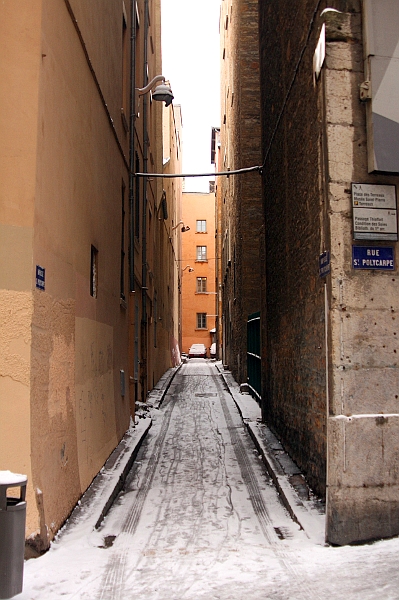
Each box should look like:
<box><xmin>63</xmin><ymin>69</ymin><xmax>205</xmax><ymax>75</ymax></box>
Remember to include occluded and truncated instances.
<box><xmin>152</xmin><ymin>83</ymin><xmax>174</xmax><ymax>106</ymax></box>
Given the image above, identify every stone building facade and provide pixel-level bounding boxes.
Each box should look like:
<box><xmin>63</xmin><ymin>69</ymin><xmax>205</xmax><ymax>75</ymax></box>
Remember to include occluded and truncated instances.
<box><xmin>219</xmin><ymin>0</ymin><xmax>263</xmax><ymax>385</ymax></box>
<box><xmin>258</xmin><ymin>0</ymin><xmax>399</xmax><ymax>544</ymax></box>
<box><xmin>0</xmin><ymin>0</ymin><xmax>180</xmax><ymax>550</ymax></box>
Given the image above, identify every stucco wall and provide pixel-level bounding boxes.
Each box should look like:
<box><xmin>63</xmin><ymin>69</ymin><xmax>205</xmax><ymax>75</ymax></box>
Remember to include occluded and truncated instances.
<box><xmin>30</xmin><ymin>0</ymin><xmax>130</xmax><ymax>545</ymax></box>
<box><xmin>181</xmin><ymin>193</ymin><xmax>216</xmax><ymax>354</ymax></box>
<box><xmin>0</xmin><ymin>0</ymin><xmax>131</xmax><ymax>546</ymax></box>
<box><xmin>0</xmin><ymin>0</ymin><xmax>43</xmax><ymax>534</ymax></box>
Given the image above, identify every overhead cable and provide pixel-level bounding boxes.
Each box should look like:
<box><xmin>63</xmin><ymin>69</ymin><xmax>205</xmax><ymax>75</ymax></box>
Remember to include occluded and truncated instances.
<box><xmin>134</xmin><ymin>3</ymin><xmax>322</xmax><ymax>181</ymax></box>
<box><xmin>135</xmin><ymin>165</ymin><xmax>262</xmax><ymax>178</ymax></box>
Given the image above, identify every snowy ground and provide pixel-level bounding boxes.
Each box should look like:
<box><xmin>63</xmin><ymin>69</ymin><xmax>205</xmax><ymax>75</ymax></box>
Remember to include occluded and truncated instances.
<box><xmin>18</xmin><ymin>361</ymin><xmax>399</xmax><ymax>599</ymax></box>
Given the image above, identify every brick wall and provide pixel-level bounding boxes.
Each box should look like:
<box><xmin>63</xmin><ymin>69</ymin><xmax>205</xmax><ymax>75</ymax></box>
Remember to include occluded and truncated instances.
<box><xmin>219</xmin><ymin>0</ymin><xmax>262</xmax><ymax>384</ymax></box>
<box><xmin>258</xmin><ymin>0</ymin><xmax>329</xmax><ymax>496</ymax></box>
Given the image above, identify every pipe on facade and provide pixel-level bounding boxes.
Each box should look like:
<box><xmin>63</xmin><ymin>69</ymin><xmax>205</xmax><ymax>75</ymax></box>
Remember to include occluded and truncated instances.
<box><xmin>140</xmin><ymin>0</ymin><xmax>149</xmax><ymax>399</ymax></box>
<box><xmin>129</xmin><ymin>0</ymin><xmax>136</xmax><ymax>292</ymax></box>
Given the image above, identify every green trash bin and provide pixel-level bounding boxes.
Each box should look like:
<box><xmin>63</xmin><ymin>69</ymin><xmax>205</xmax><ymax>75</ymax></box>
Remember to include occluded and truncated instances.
<box><xmin>0</xmin><ymin>471</ymin><xmax>27</xmax><ymax>599</ymax></box>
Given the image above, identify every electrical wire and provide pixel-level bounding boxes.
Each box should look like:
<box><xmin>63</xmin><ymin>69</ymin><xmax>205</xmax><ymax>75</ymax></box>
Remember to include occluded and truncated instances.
<box><xmin>135</xmin><ymin>165</ymin><xmax>261</xmax><ymax>178</ymax></box>
<box><xmin>135</xmin><ymin>2</ymin><xmax>322</xmax><ymax>181</ymax></box>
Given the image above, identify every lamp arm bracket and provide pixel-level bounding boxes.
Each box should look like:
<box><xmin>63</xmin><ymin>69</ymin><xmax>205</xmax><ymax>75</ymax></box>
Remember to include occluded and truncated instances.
<box><xmin>137</xmin><ymin>75</ymin><xmax>166</xmax><ymax>96</ymax></box>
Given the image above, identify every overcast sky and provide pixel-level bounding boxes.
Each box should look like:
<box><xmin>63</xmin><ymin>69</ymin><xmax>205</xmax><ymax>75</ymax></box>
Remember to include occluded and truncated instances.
<box><xmin>161</xmin><ymin>0</ymin><xmax>221</xmax><ymax>192</ymax></box>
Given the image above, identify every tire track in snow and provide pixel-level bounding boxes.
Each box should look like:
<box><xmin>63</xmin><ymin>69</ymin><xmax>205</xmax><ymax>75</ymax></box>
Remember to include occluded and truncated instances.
<box><xmin>214</xmin><ymin>373</ymin><xmax>318</xmax><ymax>600</ymax></box>
<box><xmin>134</xmin><ymin>368</ymin><xmax>243</xmax><ymax>598</ymax></box>
<box><xmin>97</xmin><ymin>395</ymin><xmax>176</xmax><ymax>600</ymax></box>
<box><xmin>98</xmin><ymin>361</ymin><xmax>317</xmax><ymax>599</ymax></box>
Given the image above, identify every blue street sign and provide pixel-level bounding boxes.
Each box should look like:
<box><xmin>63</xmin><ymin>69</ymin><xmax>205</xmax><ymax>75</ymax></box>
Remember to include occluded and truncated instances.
<box><xmin>352</xmin><ymin>246</ymin><xmax>395</xmax><ymax>270</ymax></box>
<box><xmin>319</xmin><ymin>251</ymin><xmax>330</xmax><ymax>278</ymax></box>
<box><xmin>36</xmin><ymin>265</ymin><xmax>45</xmax><ymax>290</ymax></box>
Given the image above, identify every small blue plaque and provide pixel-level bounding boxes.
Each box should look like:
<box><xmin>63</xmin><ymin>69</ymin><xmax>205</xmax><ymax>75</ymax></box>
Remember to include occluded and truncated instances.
<box><xmin>319</xmin><ymin>251</ymin><xmax>330</xmax><ymax>278</ymax></box>
<box><xmin>352</xmin><ymin>246</ymin><xmax>395</xmax><ymax>270</ymax></box>
<box><xmin>36</xmin><ymin>265</ymin><xmax>45</xmax><ymax>290</ymax></box>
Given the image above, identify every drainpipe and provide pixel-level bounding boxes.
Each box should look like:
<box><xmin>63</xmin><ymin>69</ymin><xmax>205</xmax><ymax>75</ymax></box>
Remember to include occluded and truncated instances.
<box><xmin>129</xmin><ymin>0</ymin><xmax>136</xmax><ymax>292</ymax></box>
<box><xmin>141</xmin><ymin>0</ymin><xmax>149</xmax><ymax>400</ymax></box>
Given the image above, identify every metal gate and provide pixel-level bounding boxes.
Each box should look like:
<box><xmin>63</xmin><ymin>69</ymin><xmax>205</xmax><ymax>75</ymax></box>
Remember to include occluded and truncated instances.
<box><xmin>247</xmin><ymin>312</ymin><xmax>261</xmax><ymax>403</ymax></box>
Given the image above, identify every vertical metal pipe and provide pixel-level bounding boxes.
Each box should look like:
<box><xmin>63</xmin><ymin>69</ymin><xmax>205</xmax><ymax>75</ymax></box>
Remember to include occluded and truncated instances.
<box><xmin>129</xmin><ymin>0</ymin><xmax>136</xmax><ymax>292</ymax></box>
<box><xmin>141</xmin><ymin>0</ymin><xmax>149</xmax><ymax>399</ymax></box>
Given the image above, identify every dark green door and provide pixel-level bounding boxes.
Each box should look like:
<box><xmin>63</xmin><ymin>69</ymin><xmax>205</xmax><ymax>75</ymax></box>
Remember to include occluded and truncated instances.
<box><xmin>247</xmin><ymin>312</ymin><xmax>261</xmax><ymax>403</ymax></box>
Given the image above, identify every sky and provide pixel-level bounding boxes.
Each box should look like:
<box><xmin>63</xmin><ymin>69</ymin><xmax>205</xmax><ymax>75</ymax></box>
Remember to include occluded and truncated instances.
<box><xmin>161</xmin><ymin>0</ymin><xmax>221</xmax><ymax>192</ymax></box>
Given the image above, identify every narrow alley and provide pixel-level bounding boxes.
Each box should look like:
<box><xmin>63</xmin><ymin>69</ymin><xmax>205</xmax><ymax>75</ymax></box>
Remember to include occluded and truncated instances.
<box><xmin>95</xmin><ymin>360</ymin><xmax>306</xmax><ymax>599</ymax></box>
<box><xmin>19</xmin><ymin>361</ymin><xmax>399</xmax><ymax>600</ymax></box>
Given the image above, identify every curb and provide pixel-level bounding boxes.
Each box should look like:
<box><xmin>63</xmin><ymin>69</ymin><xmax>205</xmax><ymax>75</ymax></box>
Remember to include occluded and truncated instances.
<box><xmin>146</xmin><ymin>364</ymin><xmax>182</xmax><ymax>409</ymax></box>
<box><xmin>216</xmin><ymin>363</ymin><xmax>326</xmax><ymax>545</ymax></box>
<box><xmin>57</xmin><ymin>366</ymin><xmax>181</xmax><ymax>541</ymax></box>
<box><xmin>94</xmin><ymin>420</ymin><xmax>151</xmax><ymax>529</ymax></box>
<box><xmin>92</xmin><ymin>365</ymin><xmax>181</xmax><ymax>528</ymax></box>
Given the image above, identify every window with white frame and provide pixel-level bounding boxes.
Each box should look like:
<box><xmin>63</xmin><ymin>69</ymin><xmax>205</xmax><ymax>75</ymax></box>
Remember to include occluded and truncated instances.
<box><xmin>196</xmin><ymin>219</ymin><xmax>207</xmax><ymax>232</ymax></box>
<box><xmin>196</xmin><ymin>245</ymin><xmax>207</xmax><ymax>261</ymax></box>
<box><xmin>196</xmin><ymin>277</ymin><xmax>207</xmax><ymax>293</ymax></box>
<box><xmin>197</xmin><ymin>313</ymin><xmax>207</xmax><ymax>329</ymax></box>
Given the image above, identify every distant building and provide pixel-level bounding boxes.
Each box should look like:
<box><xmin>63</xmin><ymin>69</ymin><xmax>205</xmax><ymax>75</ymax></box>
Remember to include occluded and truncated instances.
<box><xmin>181</xmin><ymin>192</ymin><xmax>217</xmax><ymax>356</ymax></box>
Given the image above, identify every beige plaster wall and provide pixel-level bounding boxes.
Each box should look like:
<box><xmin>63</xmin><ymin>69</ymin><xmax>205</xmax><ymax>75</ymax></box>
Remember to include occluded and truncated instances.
<box><xmin>160</xmin><ymin>104</ymin><xmax>183</xmax><ymax>367</ymax></box>
<box><xmin>0</xmin><ymin>0</ymin><xmax>43</xmax><ymax>534</ymax></box>
<box><xmin>1</xmin><ymin>0</ymin><xmax>131</xmax><ymax>545</ymax></box>
<box><xmin>0</xmin><ymin>0</ymin><xmax>42</xmax><ymax>230</ymax></box>
<box><xmin>0</xmin><ymin>291</ymin><xmax>36</xmax><ymax>533</ymax></box>
<box><xmin>26</xmin><ymin>0</ymin><xmax>131</xmax><ymax>544</ymax></box>
<box><xmin>75</xmin><ymin>317</ymin><xmax>118</xmax><ymax>491</ymax></box>
<box><xmin>67</xmin><ymin>0</ymin><xmax>127</xmax><ymax>145</ymax></box>
<box><xmin>30</xmin><ymin>292</ymin><xmax>80</xmax><ymax>544</ymax></box>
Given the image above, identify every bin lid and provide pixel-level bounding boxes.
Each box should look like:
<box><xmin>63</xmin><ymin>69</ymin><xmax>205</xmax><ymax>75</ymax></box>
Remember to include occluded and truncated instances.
<box><xmin>0</xmin><ymin>470</ymin><xmax>27</xmax><ymax>487</ymax></box>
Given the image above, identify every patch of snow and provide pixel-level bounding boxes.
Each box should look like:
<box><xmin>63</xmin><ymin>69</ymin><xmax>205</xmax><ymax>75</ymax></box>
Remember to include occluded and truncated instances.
<box><xmin>332</xmin><ymin>413</ymin><xmax>399</xmax><ymax>420</ymax></box>
<box><xmin>0</xmin><ymin>470</ymin><xmax>27</xmax><ymax>485</ymax></box>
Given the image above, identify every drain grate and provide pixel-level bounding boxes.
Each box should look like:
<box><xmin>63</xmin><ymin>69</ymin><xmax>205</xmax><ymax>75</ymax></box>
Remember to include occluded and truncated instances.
<box><xmin>194</xmin><ymin>393</ymin><xmax>218</xmax><ymax>398</ymax></box>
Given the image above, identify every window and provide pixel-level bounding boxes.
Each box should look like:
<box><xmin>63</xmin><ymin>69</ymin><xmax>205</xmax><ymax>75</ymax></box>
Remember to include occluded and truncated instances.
<box><xmin>153</xmin><ymin>292</ymin><xmax>157</xmax><ymax>348</ymax></box>
<box><xmin>121</xmin><ymin>6</ymin><xmax>129</xmax><ymax>129</ymax></box>
<box><xmin>196</xmin><ymin>246</ymin><xmax>207</xmax><ymax>261</ymax></box>
<box><xmin>196</xmin><ymin>220</ymin><xmax>207</xmax><ymax>233</ymax></box>
<box><xmin>90</xmin><ymin>245</ymin><xmax>98</xmax><ymax>298</ymax></box>
<box><xmin>197</xmin><ymin>313</ymin><xmax>207</xmax><ymax>329</ymax></box>
<box><xmin>135</xmin><ymin>153</ymin><xmax>140</xmax><ymax>238</ymax></box>
<box><xmin>120</xmin><ymin>182</ymin><xmax>126</xmax><ymax>300</ymax></box>
<box><xmin>196</xmin><ymin>277</ymin><xmax>207</xmax><ymax>293</ymax></box>
<box><xmin>134</xmin><ymin>300</ymin><xmax>139</xmax><ymax>381</ymax></box>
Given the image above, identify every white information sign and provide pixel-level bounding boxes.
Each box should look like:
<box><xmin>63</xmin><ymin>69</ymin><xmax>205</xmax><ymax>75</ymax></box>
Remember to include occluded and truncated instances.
<box><xmin>352</xmin><ymin>183</ymin><xmax>397</xmax><ymax>240</ymax></box>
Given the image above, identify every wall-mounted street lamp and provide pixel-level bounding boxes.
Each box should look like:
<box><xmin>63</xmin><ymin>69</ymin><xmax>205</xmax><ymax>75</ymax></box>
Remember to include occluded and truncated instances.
<box><xmin>182</xmin><ymin>265</ymin><xmax>194</xmax><ymax>273</ymax></box>
<box><xmin>172</xmin><ymin>221</ymin><xmax>190</xmax><ymax>232</ymax></box>
<box><xmin>136</xmin><ymin>75</ymin><xmax>174</xmax><ymax>107</ymax></box>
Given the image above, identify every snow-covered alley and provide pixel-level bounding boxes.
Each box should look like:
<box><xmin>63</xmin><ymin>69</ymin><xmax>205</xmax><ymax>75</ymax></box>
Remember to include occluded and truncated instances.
<box><xmin>20</xmin><ymin>361</ymin><xmax>399</xmax><ymax>599</ymax></box>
